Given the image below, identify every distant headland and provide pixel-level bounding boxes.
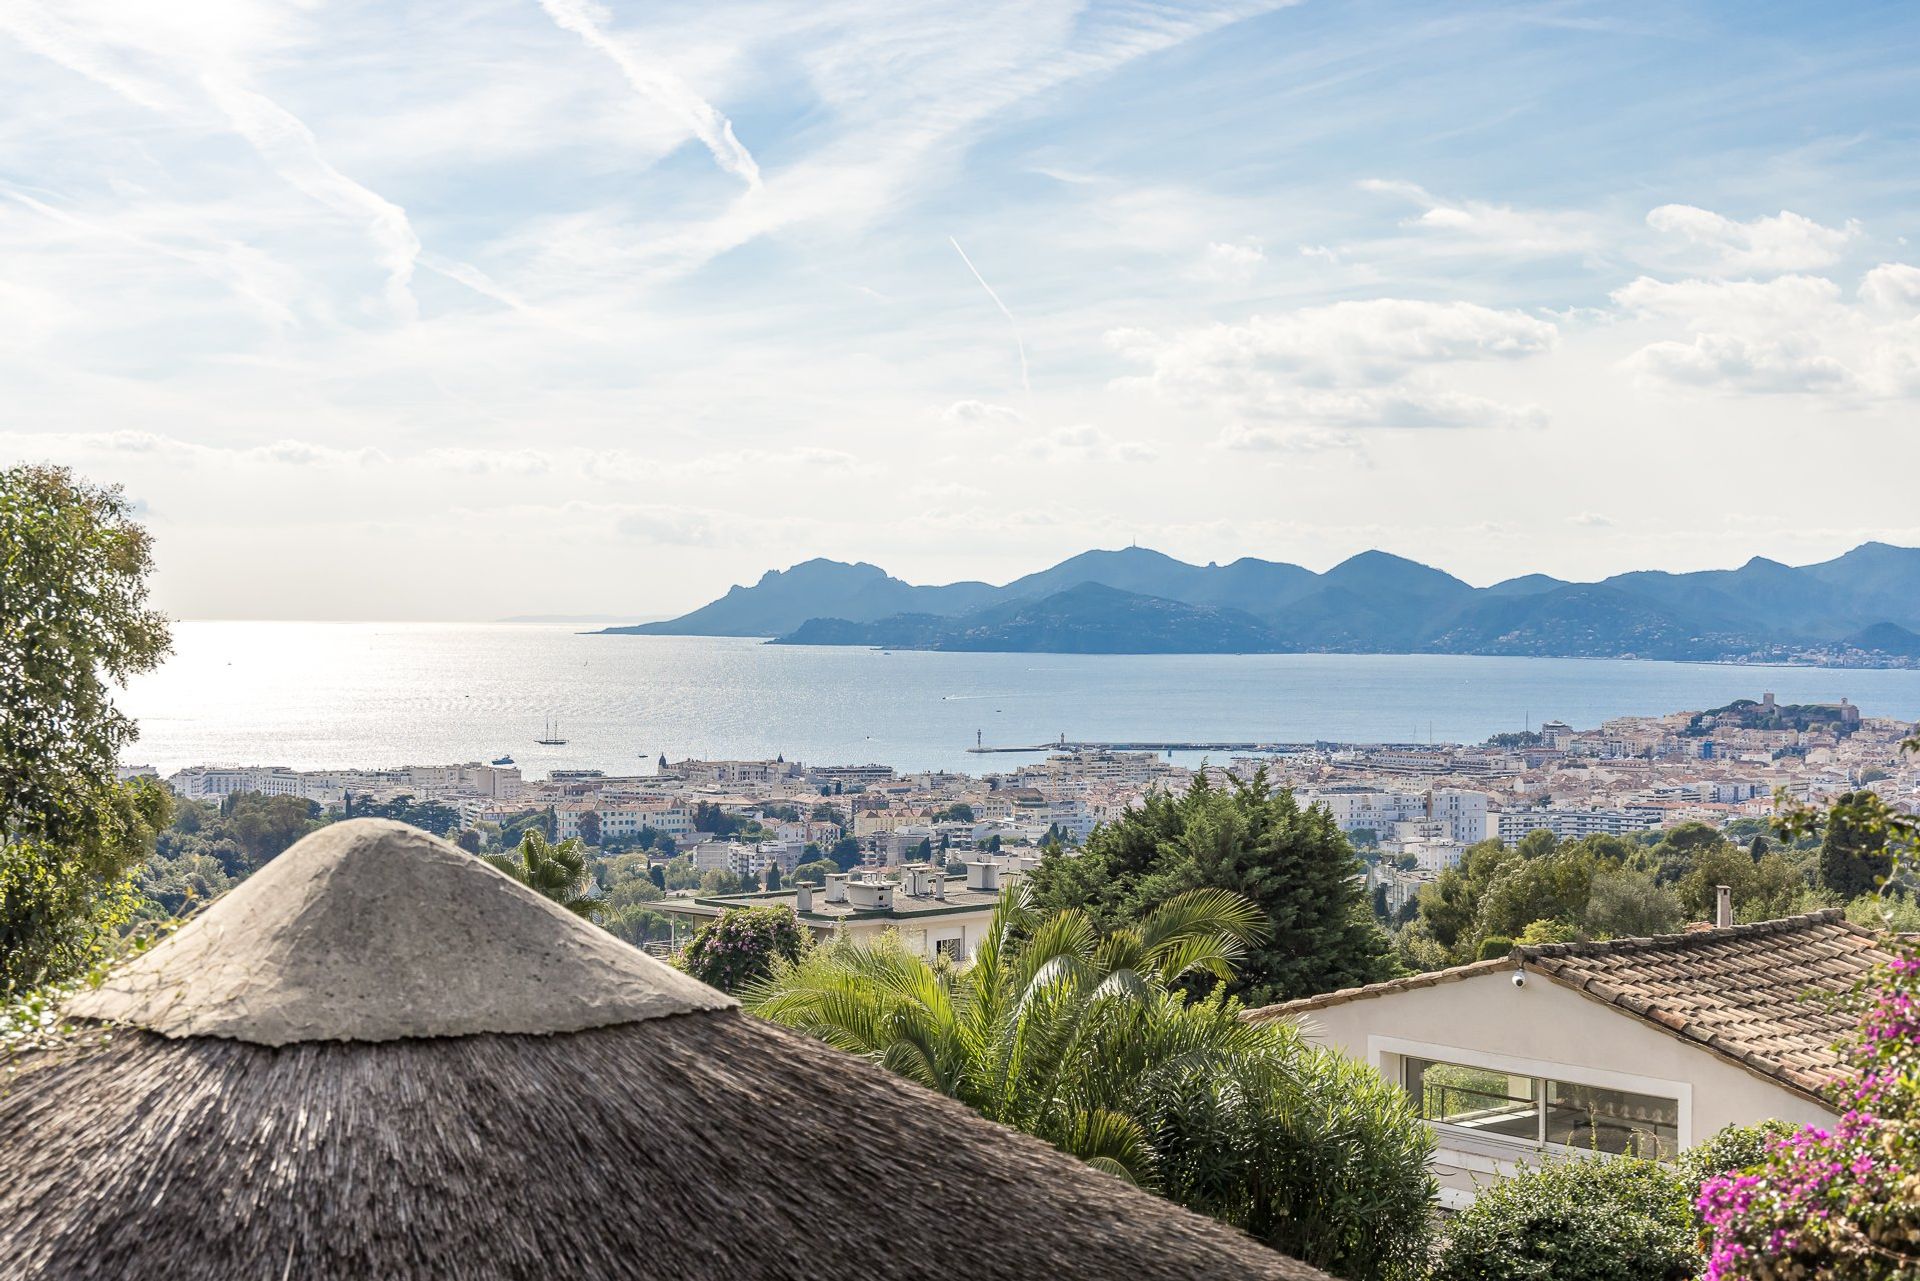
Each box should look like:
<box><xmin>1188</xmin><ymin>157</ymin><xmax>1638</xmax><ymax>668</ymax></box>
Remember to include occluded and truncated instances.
<box><xmin>594</xmin><ymin>543</ymin><xmax>1920</xmax><ymax>667</ymax></box>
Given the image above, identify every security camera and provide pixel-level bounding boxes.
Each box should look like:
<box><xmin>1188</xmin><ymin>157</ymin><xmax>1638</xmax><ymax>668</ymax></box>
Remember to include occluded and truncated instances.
<box><xmin>1511</xmin><ymin>971</ymin><xmax>1528</xmax><ymax>989</ymax></box>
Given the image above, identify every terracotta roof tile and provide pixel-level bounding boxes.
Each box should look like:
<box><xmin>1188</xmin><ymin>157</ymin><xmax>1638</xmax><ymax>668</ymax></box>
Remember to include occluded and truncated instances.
<box><xmin>1516</xmin><ymin>908</ymin><xmax>1885</xmax><ymax>1099</ymax></box>
<box><xmin>1248</xmin><ymin>909</ymin><xmax>1890</xmax><ymax>1103</ymax></box>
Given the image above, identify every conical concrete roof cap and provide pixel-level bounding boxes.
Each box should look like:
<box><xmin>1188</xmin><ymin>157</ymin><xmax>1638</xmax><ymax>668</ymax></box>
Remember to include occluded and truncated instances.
<box><xmin>64</xmin><ymin>818</ymin><xmax>732</xmax><ymax>1045</ymax></box>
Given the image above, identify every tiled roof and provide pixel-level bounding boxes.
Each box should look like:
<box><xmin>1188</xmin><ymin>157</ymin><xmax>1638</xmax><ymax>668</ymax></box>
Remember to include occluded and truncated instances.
<box><xmin>1248</xmin><ymin>909</ymin><xmax>1891</xmax><ymax>1102</ymax></box>
<box><xmin>1519</xmin><ymin>909</ymin><xmax>1886</xmax><ymax>1099</ymax></box>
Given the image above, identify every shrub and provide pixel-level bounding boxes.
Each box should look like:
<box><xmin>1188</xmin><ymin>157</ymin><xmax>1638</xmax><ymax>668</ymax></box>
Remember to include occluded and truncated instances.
<box><xmin>678</xmin><ymin>906</ymin><xmax>805</xmax><ymax>994</ymax></box>
<box><xmin>1435</xmin><ymin>1157</ymin><xmax>1697</xmax><ymax>1281</ymax></box>
<box><xmin>1476</xmin><ymin>935</ymin><xmax>1514</xmax><ymax>961</ymax></box>
<box><xmin>1151</xmin><ymin>1040</ymin><xmax>1436</xmax><ymax>1281</ymax></box>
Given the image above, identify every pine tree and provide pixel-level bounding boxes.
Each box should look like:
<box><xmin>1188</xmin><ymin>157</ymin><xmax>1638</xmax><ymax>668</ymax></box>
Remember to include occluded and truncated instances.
<box><xmin>1025</xmin><ymin>771</ymin><xmax>1397</xmax><ymax>1006</ymax></box>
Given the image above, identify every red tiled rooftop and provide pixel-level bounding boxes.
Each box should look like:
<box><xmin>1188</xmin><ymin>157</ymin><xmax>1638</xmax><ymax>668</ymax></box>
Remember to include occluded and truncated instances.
<box><xmin>1249</xmin><ymin>910</ymin><xmax>1891</xmax><ymax>1102</ymax></box>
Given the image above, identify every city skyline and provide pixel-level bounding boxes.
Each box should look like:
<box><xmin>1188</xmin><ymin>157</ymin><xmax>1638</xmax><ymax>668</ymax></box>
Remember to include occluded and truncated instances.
<box><xmin>4</xmin><ymin>2</ymin><xmax>1920</xmax><ymax>619</ymax></box>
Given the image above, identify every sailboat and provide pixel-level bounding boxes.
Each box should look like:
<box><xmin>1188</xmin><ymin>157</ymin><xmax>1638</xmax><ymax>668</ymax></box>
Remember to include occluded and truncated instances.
<box><xmin>535</xmin><ymin>717</ymin><xmax>568</xmax><ymax>745</ymax></box>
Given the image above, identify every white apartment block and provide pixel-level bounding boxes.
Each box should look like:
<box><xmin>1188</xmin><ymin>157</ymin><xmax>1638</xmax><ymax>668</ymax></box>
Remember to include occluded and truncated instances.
<box><xmin>555</xmin><ymin>802</ymin><xmax>693</xmax><ymax>844</ymax></box>
<box><xmin>1496</xmin><ymin>807</ymin><xmax>1664</xmax><ymax>843</ymax></box>
<box><xmin>667</xmin><ymin>759</ymin><xmax>806</xmax><ymax>788</ymax></box>
<box><xmin>1308</xmin><ymin>787</ymin><xmax>1489</xmax><ymax>846</ymax></box>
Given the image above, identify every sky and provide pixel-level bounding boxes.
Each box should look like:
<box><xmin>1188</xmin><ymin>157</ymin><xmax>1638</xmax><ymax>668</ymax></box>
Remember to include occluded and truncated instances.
<box><xmin>4</xmin><ymin>0</ymin><xmax>1920</xmax><ymax>621</ymax></box>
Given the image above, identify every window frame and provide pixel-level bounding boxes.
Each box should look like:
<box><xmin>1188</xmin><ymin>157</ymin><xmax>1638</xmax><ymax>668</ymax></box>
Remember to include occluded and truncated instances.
<box><xmin>1369</xmin><ymin>1034</ymin><xmax>1692</xmax><ymax>1158</ymax></box>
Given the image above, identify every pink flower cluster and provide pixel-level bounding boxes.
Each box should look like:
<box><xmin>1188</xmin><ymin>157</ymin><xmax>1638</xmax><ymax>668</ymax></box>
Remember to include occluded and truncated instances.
<box><xmin>1698</xmin><ymin>945</ymin><xmax>1920</xmax><ymax>1279</ymax></box>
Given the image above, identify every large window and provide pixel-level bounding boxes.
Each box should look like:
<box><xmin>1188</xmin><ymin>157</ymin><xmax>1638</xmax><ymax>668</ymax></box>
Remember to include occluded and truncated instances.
<box><xmin>1404</xmin><ymin>1056</ymin><xmax>1678</xmax><ymax>1159</ymax></box>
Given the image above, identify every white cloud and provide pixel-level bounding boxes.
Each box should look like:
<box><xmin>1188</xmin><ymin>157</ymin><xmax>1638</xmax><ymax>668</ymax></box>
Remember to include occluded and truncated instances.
<box><xmin>1194</xmin><ymin>240</ymin><xmax>1266</xmax><ymax>284</ymax></box>
<box><xmin>1644</xmin><ymin>205</ymin><xmax>1859</xmax><ymax>275</ymax></box>
<box><xmin>1569</xmin><ymin>512</ymin><xmax>1613</xmax><ymax>528</ymax></box>
<box><xmin>1611</xmin><ymin>267</ymin><xmax>1920</xmax><ymax>397</ymax></box>
<box><xmin>1021</xmin><ymin>424</ymin><xmax>1157</xmax><ymax>463</ymax></box>
<box><xmin>1361</xmin><ymin>180</ymin><xmax>1597</xmax><ymax>255</ymax></box>
<box><xmin>1861</xmin><ymin>262</ymin><xmax>1920</xmax><ymax>311</ymax></box>
<box><xmin>534</xmin><ymin>0</ymin><xmax>760</xmax><ymax>190</ymax></box>
<box><xmin>1217</xmin><ymin>425</ymin><xmax>1363</xmax><ymax>455</ymax></box>
<box><xmin>613</xmin><ymin>505</ymin><xmax>718</xmax><ymax>546</ymax></box>
<box><xmin>1109</xmin><ymin>299</ymin><xmax>1555</xmax><ymax>432</ymax></box>
<box><xmin>942</xmin><ymin>399</ymin><xmax>1026</xmax><ymax>426</ymax></box>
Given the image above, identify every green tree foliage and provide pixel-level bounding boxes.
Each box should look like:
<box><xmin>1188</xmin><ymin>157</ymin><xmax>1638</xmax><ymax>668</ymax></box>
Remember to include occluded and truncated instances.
<box><xmin>220</xmin><ymin>793</ymin><xmax>322</xmax><ymax>871</ymax></box>
<box><xmin>599</xmin><ymin>904</ymin><xmax>673</xmax><ymax>948</ymax></box>
<box><xmin>647</xmin><ymin>863</ymin><xmax>666</xmax><ymax>891</ymax></box>
<box><xmin>1023</xmin><ymin>772</ymin><xmax>1397</xmax><ymax>1006</ymax></box>
<box><xmin>827</xmin><ymin>836</ymin><xmax>864</xmax><ymax>870</ymax></box>
<box><xmin>1583</xmin><ymin>867</ymin><xmax>1684</xmax><ymax>939</ymax></box>
<box><xmin>680</xmin><ymin>905</ymin><xmax>805</xmax><ymax>993</ymax></box>
<box><xmin>1820</xmin><ymin>790</ymin><xmax>1894</xmax><ymax>899</ymax></box>
<box><xmin>1476</xmin><ymin>846</ymin><xmax>1598</xmax><ymax>942</ymax></box>
<box><xmin>693</xmin><ymin>802</ymin><xmax>748</xmax><ymax>838</ymax></box>
<box><xmin>1</xmin><ymin>465</ymin><xmax>173</xmax><ymax>992</ymax></box>
<box><xmin>576</xmin><ymin>810</ymin><xmax>601</xmax><ymax>846</ymax></box>
<box><xmin>345</xmin><ymin>792</ymin><xmax>461</xmax><ymax>835</ymax></box>
<box><xmin>763</xmin><ymin>864</ymin><xmax>782</xmax><ymax>891</ymax></box>
<box><xmin>747</xmin><ymin>887</ymin><xmax>1434</xmax><ymax>1280</ymax></box>
<box><xmin>1675</xmin><ymin>842</ymin><xmax>1809</xmax><ymax>923</ymax></box>
<box><xmin>483</xmin><ymin>830</ymin><xmax>594</xmax><ymax>916</ymax></box>
<box><xmin>1405</xmin><ymin>822</ymin><xmax>1826</xmax><ymax>969</ymax></box>
<box><xmin>131</xmin><ymin>850</ymin><xmax>233</xmax><ymax>921</ymax></box>
<box><xmin>699</xmin><ymin>868</ymin><xmax>744</xmax><ymax>895</ymax></box>
<box><xmin>933</xmin><ymin>802</ymin><xmax>974</xmax><ymax>822</ymax></box>
<box><xmin>791</xmin><ymin>859</ymin><xmax>836</xmax><ymax>885</ymax></box>
<box><xmin>660</xmin><ymin>854</ymin><xmax>702</xmax><ymax>891</ymax></box>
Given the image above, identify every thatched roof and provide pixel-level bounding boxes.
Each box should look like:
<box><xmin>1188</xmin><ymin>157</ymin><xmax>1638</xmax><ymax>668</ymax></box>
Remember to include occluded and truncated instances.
<box><xmin>2</xmin><ymin>820</ymin><xmax>1324</xmax><ymax>1279</ymax></box>
<box><xmin>64</xmin><ymin>819</ymin><xmax>730</xmax><ymax>1043</ymax></box>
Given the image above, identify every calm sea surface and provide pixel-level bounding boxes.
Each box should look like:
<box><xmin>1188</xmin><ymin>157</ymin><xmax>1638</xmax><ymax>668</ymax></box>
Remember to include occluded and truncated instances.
<box><xmin>117</xmin><ymin>623</ymin><xmax>1920</xmax><ymax>778</ymax></box>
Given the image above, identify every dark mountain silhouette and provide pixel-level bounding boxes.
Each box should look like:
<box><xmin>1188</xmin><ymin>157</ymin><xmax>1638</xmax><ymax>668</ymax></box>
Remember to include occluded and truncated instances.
<box><xmin>775</xmin><ymin>583</ymin><xmax>1280</xmax><ymax>653</ymax></box>
<box><xmin>598</xmin><ymin>543</ymin><xmax>1920</xmax><ymax>664</ymax></box>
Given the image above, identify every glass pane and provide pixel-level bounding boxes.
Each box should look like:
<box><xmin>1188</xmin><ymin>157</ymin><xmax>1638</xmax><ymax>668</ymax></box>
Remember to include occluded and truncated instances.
<box><xmin>1544</xmin><ymin>1079</ymin><xmax>1679</xmax><ymax>1159</ymax></box>
<box><xmin>1404</xmin><ymin>1057</ymin><xmax>1540</xmax><ymax>1142</ymax></box>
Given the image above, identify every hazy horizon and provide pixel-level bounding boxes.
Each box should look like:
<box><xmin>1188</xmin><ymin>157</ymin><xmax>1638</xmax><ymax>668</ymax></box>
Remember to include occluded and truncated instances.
<box><xmin>5</xmin><ymin>2</ymin><xmax>1920</xmax><ymax>621</ymax></box>
<box><xmin>159</xmin><ymin>534</ymin><xmax>1916</xmax><ymax>624</ymax></box>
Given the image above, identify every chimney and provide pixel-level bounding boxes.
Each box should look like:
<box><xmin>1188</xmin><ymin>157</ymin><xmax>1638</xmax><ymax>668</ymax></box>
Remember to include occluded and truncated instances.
<box><xmin>965</xmin><ymin>860</ymin><xmax>998</xmax><ymax>893</ymax></box>
<box><xmin>795</xmin><ymin>883</ymin><xmax>813</xmax><ymax>912</ymax></box>
<box><xmin>1715</xmin><ymin>884</ymin><xmax>1733</xmax><ymax>929</ymax></box>
<box><xmin>825</xmin><ymin>873</ymin><xmax>848</xmax><ymax>904</ymax></box>
<box><xmin>933</xmin><ymin>873</ymin><xmax>946</xmax><ymax>901</ymax></box>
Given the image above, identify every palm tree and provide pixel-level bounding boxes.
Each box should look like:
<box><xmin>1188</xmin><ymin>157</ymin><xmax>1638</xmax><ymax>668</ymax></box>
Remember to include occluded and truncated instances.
<box><xmin>744</xmin><ymin>884</ymin><xmax>1269</xmax><ymax>1183</ymax></box>
<box><xmin>746</xmin><ymin>884</ymin><xmax>1438</xmax><ymax>1281</ymax></box>
<box><xmin>484</xmin><ymin>830</ymin><xmax>595</xmax><ymax>917</ymax></box>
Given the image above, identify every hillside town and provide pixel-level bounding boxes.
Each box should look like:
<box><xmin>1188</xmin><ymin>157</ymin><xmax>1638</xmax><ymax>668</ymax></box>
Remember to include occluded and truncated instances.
<box><xmin>144</xmin><ymin>692</ymin><xmax>1917</xmax><ymax>951</ymax></box>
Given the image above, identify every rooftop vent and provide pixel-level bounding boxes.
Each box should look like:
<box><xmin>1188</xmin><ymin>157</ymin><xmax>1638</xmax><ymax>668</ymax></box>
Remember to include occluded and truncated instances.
<box><xmin>965</xmin><ymin>860</ymin><xmax>999</xmax><ymax>893</ymax></box>
<box><xmin>824</xmin><ymin>873</ymin><xmax>848</xmax><ymax>904</ymax></box>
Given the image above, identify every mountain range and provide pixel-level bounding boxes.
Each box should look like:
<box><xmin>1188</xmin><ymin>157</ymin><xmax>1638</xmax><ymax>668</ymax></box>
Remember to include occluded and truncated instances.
<box><xmin>598</xmin><ymin>543</ymin><xmax>1920</xmax><ymax>665</ymax></box>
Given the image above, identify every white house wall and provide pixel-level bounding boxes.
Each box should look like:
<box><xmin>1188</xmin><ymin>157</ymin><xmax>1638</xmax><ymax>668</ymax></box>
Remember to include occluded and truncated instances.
<box><xmin>1291</xmin><ymin>969</ymin><xmax>1839</xmax><ymax>1203</ymax></box>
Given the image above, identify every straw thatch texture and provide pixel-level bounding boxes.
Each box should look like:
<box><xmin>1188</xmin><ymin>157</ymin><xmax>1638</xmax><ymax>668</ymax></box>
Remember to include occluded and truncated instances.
<box><xmin>63</xmin><ymin>819</ymin><xmax>730</xmax><ymax>1043</ymax></box>
<box><xmin>1</xmin><ymin>1010</ymin><xmax>1324</xmax><ymax>1280</ymax></box>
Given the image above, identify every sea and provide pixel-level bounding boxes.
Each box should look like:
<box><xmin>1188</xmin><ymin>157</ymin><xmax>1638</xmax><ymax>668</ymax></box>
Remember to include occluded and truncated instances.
<box><xmin>113</xmin><ymin>622</ymin><xmax>1920</xmax><ymax>780</ymax></box>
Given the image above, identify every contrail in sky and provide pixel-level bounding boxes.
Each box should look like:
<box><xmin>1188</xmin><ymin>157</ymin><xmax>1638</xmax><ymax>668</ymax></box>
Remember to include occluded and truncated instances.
<box><xmin>949</xmin><ymin>236</ymin><xmax>1030</xmax><ymax>395</ymax></box>
<box><xmin>538</xmin><ymin>0</ymin><xmax>761</xmax><ymax>190</ymax></box>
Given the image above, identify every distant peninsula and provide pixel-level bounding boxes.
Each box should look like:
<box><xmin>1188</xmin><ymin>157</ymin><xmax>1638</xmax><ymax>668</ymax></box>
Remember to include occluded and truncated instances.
<box><xmin>595</xmin><ymin>543</ymin><xmax>1920</xmax><ymax>666</ymax></box>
